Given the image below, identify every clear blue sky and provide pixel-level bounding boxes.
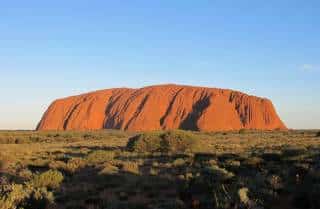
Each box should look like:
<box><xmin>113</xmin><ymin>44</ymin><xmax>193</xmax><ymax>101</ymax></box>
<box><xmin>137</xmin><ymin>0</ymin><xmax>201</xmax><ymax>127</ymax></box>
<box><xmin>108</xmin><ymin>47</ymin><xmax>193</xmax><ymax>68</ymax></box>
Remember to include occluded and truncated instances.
<box><xmin>0</xmin><ymin>0</ymin><xmax>319</xmax><ymax>130</ymax></box>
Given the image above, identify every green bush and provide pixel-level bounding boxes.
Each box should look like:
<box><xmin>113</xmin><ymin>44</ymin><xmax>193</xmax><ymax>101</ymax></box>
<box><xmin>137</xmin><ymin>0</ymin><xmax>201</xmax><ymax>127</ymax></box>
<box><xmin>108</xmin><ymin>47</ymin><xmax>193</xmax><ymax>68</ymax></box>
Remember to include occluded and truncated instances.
<box><xmin>18</xmin><ymin>169</ymin><xmax>33</xmax><ymax>180</ymax></box>
<box><xmin>21</xmin><ymin>185</ymin><xmax>54</xmax><ymax>209</ymax></box>
<box><xmin>161</xmin><ymin>130</ymin><xmax>201</xmax><ymax>153</ymax></box>
<box><xmin>48</xmin><ymin>160</ymin><xmax>66</xmax><ymax>171</ymax></box>
<box><xmin>0</xmin><ymin>184</ymin><xmax>29</xmax><ymax>209</ymax></box>
<box><xmin>267</xmin><ymin>175</ymin><xmax>283</xmax><ymax>191</ymax></box>
<box><xmin>225</xmin><ymin>160</ymin><xmax>241</xmax><ymax>168</ymax></box>
<box><xmin>243</xmin><ymin>157</ymin><xmax>263</xmax><ymax>168</ymax></box>
<box><xmin>99</xmin><ymin>163</ymin><xmax>119</xmax><ymax>175</ymax></box>
<box><xmin>238</xmin><ymin>187</ymin><xmax>250</xmax><ymax>205</ymax></box>
<box><xmin>238</xmin><ymin>129</ymin><xmax>247</xmax><ymax>134</ymax></box>
<box><xmin>126</xmin><ymin>132</ymin><xmax>162</xmax><ymax>153</ymax></box>
<box><xmin>149</xmin><ymin>167</ymin><xmax>158</xmax><ymax>176</ymax></box>
<box><xmin>127</xmin><ymin>130</ymin><xmax>201</xmax><ymax>153</ymax></box>
<box><xmin>30</xmin><ymin>170</ymin><xmax>64</xmax><ymax>189</ymax></box>
<box><xmin>121</xmin><ymin>161</ymin><xmax>140</xmax><ymax>175</ymax></box>
<box><xmin>65</xmin><ymin>158</ymin><xmax>85</xmax><ymax>174</ymax></box>
<box><xmin>203</xmin><ymin>164</ymin><xmax>235</xmax><ymax>182</ymax></box>
<box><xmin>172</xmin><ymin>158</ymin><xmax>186</xmax><ymax>167</ymax></box>
<box><xmin>86</xmin><ymin>150</ymin><xmax>115</xmax><ymax>164</ymax></box>
<box><xmin>281</xmin><ymin>148</ymin><xmax>307</xmax><ymax>158</ymax></box>
<box><xmin>49</xmin><ymin>158</ymin><xmax>85</xmax><ymax>174</ymax></box>
<box><xmin>0</xmin><ymin>183</ymin><xmax>54</xmax><ymax>209</ymax></box>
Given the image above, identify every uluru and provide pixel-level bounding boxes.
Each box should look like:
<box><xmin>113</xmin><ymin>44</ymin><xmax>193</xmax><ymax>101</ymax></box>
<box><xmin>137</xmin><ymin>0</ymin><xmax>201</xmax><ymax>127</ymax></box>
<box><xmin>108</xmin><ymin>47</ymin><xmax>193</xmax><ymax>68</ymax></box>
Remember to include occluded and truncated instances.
<box><xmin>37</xmin><ymin>84</ymin><xmax>287</xmax><ymax>131</ymax></box>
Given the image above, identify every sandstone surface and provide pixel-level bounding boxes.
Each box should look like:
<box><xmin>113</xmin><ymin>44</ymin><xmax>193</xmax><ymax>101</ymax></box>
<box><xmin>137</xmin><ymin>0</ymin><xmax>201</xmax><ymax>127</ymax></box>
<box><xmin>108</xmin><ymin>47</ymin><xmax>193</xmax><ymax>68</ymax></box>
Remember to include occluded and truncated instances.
<box><xmin>37</xmin><ymin>84</ymin><xmax>287</xmax><ymax>131</ymax></box>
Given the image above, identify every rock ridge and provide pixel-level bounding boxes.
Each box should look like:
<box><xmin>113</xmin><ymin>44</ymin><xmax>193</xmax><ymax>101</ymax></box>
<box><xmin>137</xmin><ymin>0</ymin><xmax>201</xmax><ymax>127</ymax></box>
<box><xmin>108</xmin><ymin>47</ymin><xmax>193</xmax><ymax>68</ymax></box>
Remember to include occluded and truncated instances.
<box><xmin>37</xmin><ymin>84</ymin><xmax>287</xmax><ymax>131</ymax></box>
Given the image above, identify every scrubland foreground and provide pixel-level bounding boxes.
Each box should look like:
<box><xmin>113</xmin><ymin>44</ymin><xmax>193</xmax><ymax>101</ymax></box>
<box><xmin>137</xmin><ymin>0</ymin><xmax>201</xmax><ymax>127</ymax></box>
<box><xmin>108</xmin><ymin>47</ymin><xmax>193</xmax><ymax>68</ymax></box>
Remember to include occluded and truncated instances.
<box><xmin>0</xmin><ymin>130</ymin><xmax>320</xmax><ymax>209</ymax></box>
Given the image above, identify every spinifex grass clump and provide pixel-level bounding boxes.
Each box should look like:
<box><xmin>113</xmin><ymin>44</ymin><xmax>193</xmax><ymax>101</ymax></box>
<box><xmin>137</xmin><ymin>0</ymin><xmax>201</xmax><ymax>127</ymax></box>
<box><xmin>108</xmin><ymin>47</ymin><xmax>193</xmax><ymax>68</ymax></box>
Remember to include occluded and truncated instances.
<box><xmin>0</xmin><ymin>170</ymin><xmax>63</xmax><ymax>209</ymax></box>
<box><xmin>30</xmin><ymin>170</ymin><xmax>64</xmax><ymax>189</ymax></box>
<box><xmin>86</xmin><ymin>150</ymin><xmax>115</xmax><ymax>164</ymax></box>
<box><xmin>126</xmin><ymin>130</ymin><xmax>201</xmax><ymax>153</ymax></box>
<box><xmin>0</xmin><ymin>183</ymin><xmax>55</xmax><ymax>209</ymax></box>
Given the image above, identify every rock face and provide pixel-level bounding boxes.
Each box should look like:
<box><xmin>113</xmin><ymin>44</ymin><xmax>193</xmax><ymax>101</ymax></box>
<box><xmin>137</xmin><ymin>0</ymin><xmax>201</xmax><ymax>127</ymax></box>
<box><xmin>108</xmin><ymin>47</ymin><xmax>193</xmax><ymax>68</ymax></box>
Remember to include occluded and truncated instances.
<box><xmin>37</xmin><ymin>84</ymin><xmax>287</xmax><ymax>131</ymax></box>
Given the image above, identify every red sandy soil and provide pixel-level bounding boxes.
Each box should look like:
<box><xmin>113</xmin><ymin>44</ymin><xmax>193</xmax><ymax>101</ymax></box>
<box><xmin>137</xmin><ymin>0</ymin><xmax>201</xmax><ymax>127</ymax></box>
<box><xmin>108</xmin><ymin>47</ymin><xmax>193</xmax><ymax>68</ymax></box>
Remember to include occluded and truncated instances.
<box><xmin>37</xmin><ymin>84</ymin><xmax>287</xmax><ymax>131</ymax></box>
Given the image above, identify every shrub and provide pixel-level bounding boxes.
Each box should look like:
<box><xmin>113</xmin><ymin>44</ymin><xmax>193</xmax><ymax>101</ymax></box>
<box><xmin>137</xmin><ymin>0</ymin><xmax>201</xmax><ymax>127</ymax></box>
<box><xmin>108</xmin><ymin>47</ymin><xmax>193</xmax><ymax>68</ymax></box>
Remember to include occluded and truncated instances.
<box><xmin>65</xmin><ymin>158</ymin><xmax>85</xmax><ymax>174</ymax></box>
<box><xmin>0</xmin><ymin>183</ymin><xmax>54</xmax><ymax>209</ymax></box>
<box><xmin>172</xmin><ymin>158</ymin><xmax>186</xmax><ymax>167</ymax></box>
<box><xmin>22</xmin><ymin>186</ymin><xmax>54</xmax><ymax>209</ymax></box>
<box><xmin>203</xmin><ymin>165</ymin><xmax>235</xmax><ymax>182</ymax></box>
<box><xmin>161</xmin><ymin>130</ymin><xmax>200</xmax><ymax>153</ymax></box>
<box><xmin>267</xmin><ymin>175</ymin><xmax>283</xmax><ymax>191</ymax></box>
<box><xmin>316</xmin><ymin>131</ymin><xmax>320</xmax><ymax>137</ymax></box>
<box><xmin>126</xmin><ymin>132</ymin><xmax>163</xmax><ymax>153</ymax></box>
<box><xmin>243</xmin><ymin>157</ymin><xmax>263</xmax><ymax>168</ymax></box>
<box><xmin>127</xmin><ymin>130</ymin><xmax>201</xmax><ymax>153</ymax></box>
<box><xmin>121</xmin><ymin>162</ymin><xmax>140</xmax><ymax>175</ymax></box>
<box><xmin>18</xmin><ymin>169</ymin><xmax>33</xmax><ymax>180</ymax></box>
<box><xmin>239</xmin><ymin>129</ymin><xmax>247</xmax><ymax>134</ymax></box>
<box><xmin>261</xmin><ymin>152</ymin><xmax>281</xmax><ymax>161</ymax></box>
<box><xmin>29</xmin><ymin>159</ymin><xmax>50</xmax><ymax>169</ymax></box>
<box><xmin>238</xmin><ymin>187</ymin><xmax>250</xmax><ymax>205</ymax></box>
<box><xmin>186</xmin><ymin>172</ymin><xmax>194</xmax><ymax>179</ymax></box>
<box><xmin>225</xmin><ymin>160</ymin><xmax>241</xmax><ymax>168</ymax></box>
<box><xmin>49</xmin><ymin>158</ymin><xmax>85</xmax><ymax>174</ymax></box>
<box><xmin>86</xmin><ymin>150</ymin><xmax>115</xmax><ymax>164</ymax></box>
<box><xmin>30</xmin><ymin>170</ymin><xmax>64</xmax><ymax>189</ymax></box>
<box><xmin>193</xmin><ymin>153</ymin><xmax>216</xmax><ymax>163</ymax></box>
<box><xmin>149</xmin><ymin>167</ymin><xmax>158</xmax><ymax>176</ymax></box>
<box><xmin>282</xmin><ymin>148</ymin><xmax>307</xmax><ymax>158</ymax></box>
<box><xmin>48</xmin><ymin>160</ymin><xmax>66</xmax><ymax>170</ymax></box>
<box><xmin>152</xmin><ymin>161</ymin><xmax>159</xmax><ymax>167</ymax></box>
<box><xmin>99</xmin><ymin>163</ymin><xmax>119</xmax><ymax>175</ymax></box>
<box><xmin>0</xmin><ymin>184</ymin><xmax>29</xmax><ymax>209</ymax></box>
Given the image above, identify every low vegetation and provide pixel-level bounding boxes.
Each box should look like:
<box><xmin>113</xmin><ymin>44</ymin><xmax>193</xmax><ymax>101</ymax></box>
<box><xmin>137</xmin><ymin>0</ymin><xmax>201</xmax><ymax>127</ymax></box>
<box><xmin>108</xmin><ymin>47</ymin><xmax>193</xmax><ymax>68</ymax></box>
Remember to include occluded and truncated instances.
<box><xmin>0</xmin><ymin>130</ymin><xmax>129</xmax><ymax>144</ymax></box>
<box><xmin>30</xmin><ymin>170</ymin><xmax>64</xmax><ymax>189</ymax></box>
<box><xmin>86</xmin><ymin>150</ymin><xmax>116</xmax><ymax>164</ymax></box>
<box><xmin>0</xmin><ymin>172</ymin><xmax>56</xmax><ymax>209</ymax></box>
<box><xmin>127</xmin><ymin>130</ymin><xmax>201</xmax><ymax>153</ymax></box>
<box><xmin>0</xmin><ymin>129</ymin><xmax>319</xmax><ymax>209</ymax></box>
